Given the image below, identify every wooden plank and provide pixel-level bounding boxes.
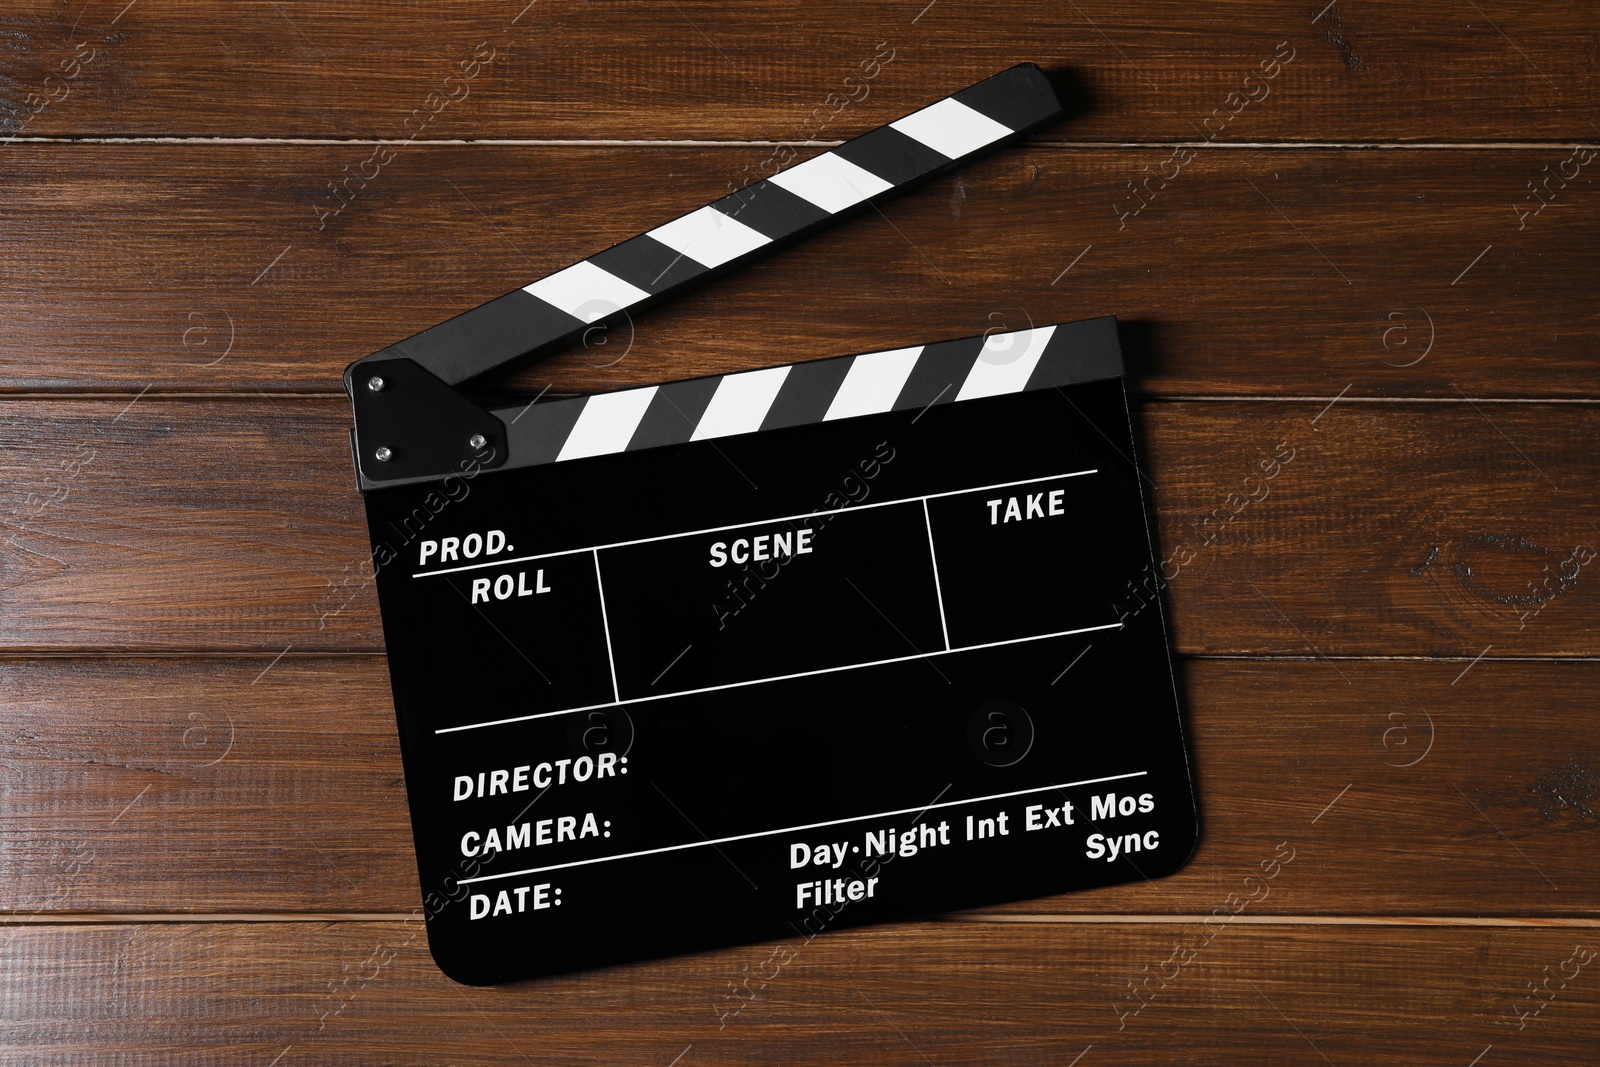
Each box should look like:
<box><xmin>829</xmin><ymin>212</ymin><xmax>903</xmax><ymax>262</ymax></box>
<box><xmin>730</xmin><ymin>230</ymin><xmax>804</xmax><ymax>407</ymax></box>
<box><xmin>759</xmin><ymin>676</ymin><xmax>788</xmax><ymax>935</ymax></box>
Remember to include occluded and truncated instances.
<box><xmin>2</xmin><ymin>2</ymin><xmax>1594</xmax><ymax>141</ymax></box>
<box><xmin>0</xmin><ymin>397</ymin><xmax>378</xmax><ymax>652</ymax></box>
<box><xmin>2</xmin><ymin>398</ymin><xmax>1594</xmax><ymax>654</ymax></box>
<box><xmin>0</xmin><ymin>919</ymin><xmax>1594</xmax><ymax>1062</ymax></box>
<box><xmin>0</xmin><ymin>145</ymin><xmax>1595</xmax><ymax>397</ymax></box>
<box><xmin>1145</xmin><ymin>400</ymin><xmax>1600</xmax><ymax>658</ymax></box>
<box><xmin>3</xmin><ymin>658</ymin><xmax>1596</xmax><ymax>915</ymax></box>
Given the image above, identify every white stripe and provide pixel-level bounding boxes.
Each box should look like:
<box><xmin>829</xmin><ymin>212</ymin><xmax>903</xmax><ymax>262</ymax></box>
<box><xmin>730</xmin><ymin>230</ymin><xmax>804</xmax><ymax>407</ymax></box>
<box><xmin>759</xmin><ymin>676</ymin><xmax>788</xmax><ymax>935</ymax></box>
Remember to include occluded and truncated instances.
<box><xmin>522</xmin><ymin>260</ymin><xmax>649</xmax><ymax>323</ymax></box>
<box><xmin>646</xmin><ymin>206</ymin><xmax>769</xmax><ymax>269</ymax></box>
<box><xmin>768</xmin><ymin>151</ymin><xmax>893</xmax><ymax>213</ymax></box>
<box><xmin>556</xmin><ymin>387</ymin><xmax>658</xmax><ymax>461</ymax></box>
<box><xmin>824</xmin><ymin>346</ymin><xmax>923</xmax><ymax>420</ymax></box>
<box><xmin>891</xmin><ymin>98</ymin><xmax>1013</xmax><ymax>159</ymax></box>
<box><xmin>955</xmin><ymin>326</ymin><xmax>1057</xmax><ymax>401</ymax></box>
<box><xmin>690</xmin><ymin>366</ymin><xmax>792</xmax><ymax>441</ymax></box>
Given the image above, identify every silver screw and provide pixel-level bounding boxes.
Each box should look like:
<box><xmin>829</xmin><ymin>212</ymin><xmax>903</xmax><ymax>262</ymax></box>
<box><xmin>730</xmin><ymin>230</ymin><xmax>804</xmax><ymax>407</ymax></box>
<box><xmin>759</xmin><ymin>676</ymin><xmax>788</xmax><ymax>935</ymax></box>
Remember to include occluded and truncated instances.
<box><xmin>374</xmin><ymin>446</ymin><xmax>393</xmax><ymax>462</ymax></box>
<box><xmin>468</xmin><ymin>433</ymin><xmax>488</xmax><ymax>451</ymax></box>
<box><xmin>367</xmin><ymin>375</ymin><xmax>385</xmax><ymax>392</ymax></box>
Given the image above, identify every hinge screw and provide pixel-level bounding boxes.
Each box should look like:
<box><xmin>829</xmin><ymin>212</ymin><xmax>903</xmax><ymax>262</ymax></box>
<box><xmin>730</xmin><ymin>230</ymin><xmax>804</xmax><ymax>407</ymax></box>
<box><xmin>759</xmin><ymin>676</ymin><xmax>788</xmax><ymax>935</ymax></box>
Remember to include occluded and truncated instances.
<box><xmin>374</xmin><ymin>446</ymin><xmax>393</xmax><ymax>462</ymax></box>
<box><xmin>367</xmin><ymin>376</ymin><xmax>385</xmax><ymax>392</ymax></box>
<box><xmin>468</xmin><ymin>433</ymin><xmax>488</xmax><ymax>451</ymax></box>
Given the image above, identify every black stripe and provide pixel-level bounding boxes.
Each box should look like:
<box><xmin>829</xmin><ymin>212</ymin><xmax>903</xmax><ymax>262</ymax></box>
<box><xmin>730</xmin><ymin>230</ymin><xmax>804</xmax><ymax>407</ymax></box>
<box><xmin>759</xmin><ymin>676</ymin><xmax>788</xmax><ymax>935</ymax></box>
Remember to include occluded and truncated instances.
<box><xmin>506</xmin><ymin>396</ymin><xmax>588</xmax><ymax>466</ymax></box>
<box><xmin>393</xmin><ymin>289</ymin><xmax>582</xmax><ymax>387</ymax></box>
<box><xmin>759</xmin><ymin>355</ymin><xmax>855</xmax><ymax>431</ymax></box>
<box><xmin>355</xmin><ymin>67</ymin><xmax>1059</xmax><ymax>390</ymax></box>
<box><xmin>626</xmin><ymin>376</ymin><xmax>722</xmax><ymax>451</ymax></box>
<box><xmin>891</xmin><ymin>336</ymin><xmax>984</xmax><ymax>411</ymax></box>
<box><xmin>1024</xmin><ymin>317</ymin><xmax>1123</xmax><ymax>390</ymax></box>
<box><xmin>834</xmin><ymin>125</ymin><xmax>953</xmax><ymax>182</ymax></box>
<box><xmin>589</xmin><ymin>234</ymin><xmax>709</xmax><ymax>295</ymax></box>
<box><xmin>710</xmin><ymin>180</ymin><xmax>831</xmax><ymax>241</ymax></box>
<box><xmin>952</xmin><ymin>63</ymin><xmax>1059</xmax><ymax>133</ymax></box>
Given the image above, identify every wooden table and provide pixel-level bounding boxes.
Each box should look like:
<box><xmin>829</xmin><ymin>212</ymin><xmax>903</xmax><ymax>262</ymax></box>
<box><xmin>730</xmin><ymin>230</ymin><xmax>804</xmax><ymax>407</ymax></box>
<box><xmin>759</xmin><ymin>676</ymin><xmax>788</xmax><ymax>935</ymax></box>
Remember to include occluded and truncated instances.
<box><xmin>3</xmin><ymin>2</ymin><xmax>1597</xmax><ymax>1062</ymax></box>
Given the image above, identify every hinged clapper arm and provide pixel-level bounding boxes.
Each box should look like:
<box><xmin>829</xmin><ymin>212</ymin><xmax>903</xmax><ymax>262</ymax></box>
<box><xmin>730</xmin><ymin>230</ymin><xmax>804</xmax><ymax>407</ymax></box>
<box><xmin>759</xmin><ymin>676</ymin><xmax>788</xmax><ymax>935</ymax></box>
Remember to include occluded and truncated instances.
<box><xmin>347</xmin><ymin>64</ymin><xmax>1063</xmax><ymax>487</ymax></box>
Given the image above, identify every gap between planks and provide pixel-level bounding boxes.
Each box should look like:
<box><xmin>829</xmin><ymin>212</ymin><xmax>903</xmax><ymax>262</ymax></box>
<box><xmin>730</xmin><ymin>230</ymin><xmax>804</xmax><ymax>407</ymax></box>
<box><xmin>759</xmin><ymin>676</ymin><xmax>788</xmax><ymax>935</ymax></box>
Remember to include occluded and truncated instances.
<box><xmin>2</xmin><ymin>913</ymin><xmax>1596</xmax><ymax>928</ymax></box>
<box><xmin>0</xmin><ymin>652</ymin><xmax>1595</xmax><ymax>663</ymax></box>
<box><xmin>0</xmin><ymin>393</ymin><xmax>1596</xmax><ymax>406</ymax></box>
<box><xmin>3</xmin><ymin>137</ymin><xmax>1594</xmax><ymax>150</ymax></box>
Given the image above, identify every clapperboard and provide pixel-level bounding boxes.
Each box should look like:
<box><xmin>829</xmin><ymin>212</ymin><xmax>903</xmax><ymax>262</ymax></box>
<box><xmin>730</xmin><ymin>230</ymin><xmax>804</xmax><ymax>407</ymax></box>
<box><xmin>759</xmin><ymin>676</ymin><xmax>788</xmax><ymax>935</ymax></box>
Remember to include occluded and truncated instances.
<box><xmin>345</xmin><ymin>64</ymin><xmax>1197</xmax><ymax>985</ymax></box>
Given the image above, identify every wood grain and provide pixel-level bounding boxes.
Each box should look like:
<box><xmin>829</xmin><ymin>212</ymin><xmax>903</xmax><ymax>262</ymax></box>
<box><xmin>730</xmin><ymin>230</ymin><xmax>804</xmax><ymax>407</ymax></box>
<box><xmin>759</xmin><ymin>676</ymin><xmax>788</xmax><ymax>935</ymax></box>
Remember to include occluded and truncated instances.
<box><xmin>1</xmin><ymin>920</ymin><xmax>1595</xmax><ymax>1063</ymax></box>
<box><xmin>3</xmin><ymin>0</ymin><xmax>1596</xmax><ymax>1052</ymax></box>
<box><xmin>1</xmin><ymin>2</ymin><xmax>1594</xmax><ymax>141</ymax></box>
<box><xmin>0</xmin><ymin>145</ymin><xmax>1595</xmax><ymax>397</ymax></box>
<box><xmin>3</xmin><ymin>657</ymin><xmax>1596</xmax><ymax>916</ymax></box>
<box><xmin>1</xmin><ymin>398</ymin><xmax>1593</xmax><ymax>654</ymax></box>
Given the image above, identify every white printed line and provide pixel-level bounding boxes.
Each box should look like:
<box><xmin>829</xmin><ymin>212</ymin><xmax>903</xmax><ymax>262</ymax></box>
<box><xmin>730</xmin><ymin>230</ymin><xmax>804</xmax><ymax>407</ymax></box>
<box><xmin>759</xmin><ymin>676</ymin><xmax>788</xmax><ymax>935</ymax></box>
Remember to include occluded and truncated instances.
<box><xmin>434</xmin><ymin>622</ymin><xmax>1123</xmax><ymax>735</ymax></box>
<box><xmin>921</xmin><ymin>499</ymin><xmax>951</xmax><ymax>650</ymax></box>
<box><xmin>412</xmin><ymin>469</ymin><xmax>1098</xmax><ymax>578</ymax></box>
<box><xmin>457</xmin><ymin>770</ymin><xmax>1148</xmax><ymax>885</ymax></box>
<box><xmin>592</xmin><ymin>550</ymin><xmax>620</xmax><ymax>703</ymax></box>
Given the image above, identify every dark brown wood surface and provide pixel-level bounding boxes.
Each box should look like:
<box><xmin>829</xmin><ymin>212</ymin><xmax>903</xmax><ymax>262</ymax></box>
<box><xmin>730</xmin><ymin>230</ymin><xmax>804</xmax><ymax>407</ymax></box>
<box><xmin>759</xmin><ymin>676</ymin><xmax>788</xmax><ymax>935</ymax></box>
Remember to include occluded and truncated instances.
<box><xmin>2</xmin><ymin>2</ymin><xmax>1594</xmax><ymax>141</ymax></box>
<box><xmin>3</xmin><ymin>658</ymin><xmax>1597</xmax><ymax>917</ymax></box>
<box><xmin>2</xmin><ymin>921</ymin><xmax>1597</xmax><ymax>1064</ymax></box>
<box><xmin>1</xmin><ymin>146</ymin><xmax>1596</xmax><ymax>397</ymax></box>
<box><xmin>1</xmin><ymin>399</ymin><xmax>1593</xmax><ymax>654</ymax></box>
<box><xmin>2</xmin><ymin>0</ymin><xmax>1596</xmax><ymax>1061</ymax></box>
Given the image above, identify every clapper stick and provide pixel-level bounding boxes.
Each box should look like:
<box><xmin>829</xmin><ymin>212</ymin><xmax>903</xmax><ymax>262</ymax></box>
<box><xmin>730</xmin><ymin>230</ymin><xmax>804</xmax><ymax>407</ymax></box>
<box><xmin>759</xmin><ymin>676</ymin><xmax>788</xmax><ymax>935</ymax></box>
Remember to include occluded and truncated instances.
<box><xmin>347</xmin><ymin>64</ymin><xmax>1062</xmax><ymax>487</ymax></box>
<box><xmin>348</xmin><ymin>64</ymin><xmax>1061</xmax><ymax>389</ymax></box>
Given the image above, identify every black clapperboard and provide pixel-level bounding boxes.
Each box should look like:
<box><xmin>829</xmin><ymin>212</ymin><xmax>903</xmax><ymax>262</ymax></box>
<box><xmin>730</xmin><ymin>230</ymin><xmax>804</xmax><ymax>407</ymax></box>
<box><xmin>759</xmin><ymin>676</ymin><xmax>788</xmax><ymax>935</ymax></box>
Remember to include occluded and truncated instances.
<box><xmin>345</xmin><ymin>65</ymin><xmax>1197</xmax><ymax>985</ymax></box>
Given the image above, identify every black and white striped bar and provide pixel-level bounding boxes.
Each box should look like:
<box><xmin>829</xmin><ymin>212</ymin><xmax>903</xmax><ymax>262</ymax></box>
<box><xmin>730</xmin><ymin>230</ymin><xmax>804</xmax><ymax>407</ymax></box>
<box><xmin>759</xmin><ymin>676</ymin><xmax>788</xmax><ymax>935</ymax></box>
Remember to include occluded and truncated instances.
<box><xmin>353</xmin><ymin>64</ymin><xmax>1062</xmax><ymax>387</ymax></box>
<box><xmin>491</xmin><ymin>315</ymin><xmax>1121</xmax><ymax>469</ymax></box>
